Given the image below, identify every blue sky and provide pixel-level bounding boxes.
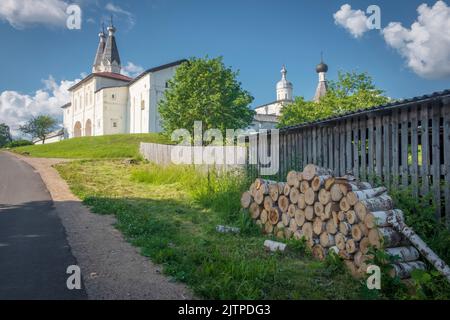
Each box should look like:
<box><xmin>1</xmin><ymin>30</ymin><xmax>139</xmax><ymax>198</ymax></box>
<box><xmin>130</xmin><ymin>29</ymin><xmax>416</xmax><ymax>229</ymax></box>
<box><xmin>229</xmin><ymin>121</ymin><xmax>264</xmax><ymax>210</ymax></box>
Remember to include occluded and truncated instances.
<box><xmin>0</xmin><ymin>0</ymin><xmax>449</xmax><ymax>132</ymax></box>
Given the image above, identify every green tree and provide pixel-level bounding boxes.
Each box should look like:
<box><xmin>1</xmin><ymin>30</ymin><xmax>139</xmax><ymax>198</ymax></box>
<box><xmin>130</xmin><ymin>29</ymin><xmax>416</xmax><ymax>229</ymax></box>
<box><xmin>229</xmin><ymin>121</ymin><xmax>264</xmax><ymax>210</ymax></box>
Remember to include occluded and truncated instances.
<box><xmin>279</xmin><ymin>71</ymin><xmax>390</xmax><ymax>128</ymax></box>
<box><xmin>159</xmin><ymin>57</ymin><xmax>254</xmax><ymax>138</ymax></box>
<box><xmin>0</xmin><ymin>123</ymin><xmax>12</xmax><ymax>147</ymax></box>
<box><xmin>19</xmin><ymin>115</ymin><xmax>58</xmax><ymax>144</ymax></box>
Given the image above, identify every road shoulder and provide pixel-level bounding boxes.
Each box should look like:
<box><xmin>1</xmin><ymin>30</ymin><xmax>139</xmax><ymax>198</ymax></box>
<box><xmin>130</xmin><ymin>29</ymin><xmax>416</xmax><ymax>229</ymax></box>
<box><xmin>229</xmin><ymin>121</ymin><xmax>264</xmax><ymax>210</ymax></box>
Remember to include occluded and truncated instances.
<box><xmin>6</xmin><ymin>152</ymin><xmax>193</xmax><ymax>300</ymax></box>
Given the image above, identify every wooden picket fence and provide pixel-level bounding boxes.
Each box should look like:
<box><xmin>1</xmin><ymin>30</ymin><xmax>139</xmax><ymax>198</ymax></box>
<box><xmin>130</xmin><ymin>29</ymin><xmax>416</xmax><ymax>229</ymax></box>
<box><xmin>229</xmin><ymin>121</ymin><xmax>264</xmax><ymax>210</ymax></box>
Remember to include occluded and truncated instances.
<box><xmin>247</xmin><ymin>90</ymin><xmax>450</xmax><ymax>226</ymax></box>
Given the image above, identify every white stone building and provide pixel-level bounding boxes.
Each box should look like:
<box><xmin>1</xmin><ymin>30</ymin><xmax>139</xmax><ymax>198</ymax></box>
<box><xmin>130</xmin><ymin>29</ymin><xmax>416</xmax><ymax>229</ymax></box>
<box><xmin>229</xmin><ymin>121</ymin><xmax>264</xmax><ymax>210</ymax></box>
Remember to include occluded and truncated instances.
<box><xmin>62</xmin><ymin>23</ymin><xmax>186</xmax><ymax>139</ymax></box>
<box><xmin>249</xmin><ymin>60</ymin><xmax>329</xmax><ymax>131</ymax></box>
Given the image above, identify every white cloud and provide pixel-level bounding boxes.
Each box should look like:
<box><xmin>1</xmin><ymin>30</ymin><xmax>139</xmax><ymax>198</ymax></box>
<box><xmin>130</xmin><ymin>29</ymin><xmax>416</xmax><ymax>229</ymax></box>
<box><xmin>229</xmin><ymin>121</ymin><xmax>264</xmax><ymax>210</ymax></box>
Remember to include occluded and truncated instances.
<box><xmin>0</xmin><ymin>0</ymin><xmax>70</xmax><ymax>29</ymax></box>
<box><xmin>333</xmin><ymin>4</ymin><xmax>370</xmax><ymax>38</ymax></box>
<box><xmin>121</xmin><ymin>62</ymin><xmax>144</xmax><ymax>78</ymax></box>
<box><xmin>105</xmin><ymin>3</ymin><xmax>135</xmax><ymax>28</ymax></box>
<box><xmin>382</xmin><ymin>1</ymin><xmax>450</xmax><ymax>79</ymax></box>
<box><xmin>0</xmin><ymin>76</ymin><xmax>81</xmax><ymax>137</ymax></box>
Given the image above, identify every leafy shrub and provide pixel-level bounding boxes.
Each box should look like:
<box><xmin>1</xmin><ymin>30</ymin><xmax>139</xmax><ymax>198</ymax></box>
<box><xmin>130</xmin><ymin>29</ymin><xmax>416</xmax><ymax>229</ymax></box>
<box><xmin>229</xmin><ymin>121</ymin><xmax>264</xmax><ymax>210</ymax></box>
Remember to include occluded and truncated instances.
<box><xmin>6</xmin><ymin>139</ymin><xmax>33</xmax><ymax>148</ymax></box>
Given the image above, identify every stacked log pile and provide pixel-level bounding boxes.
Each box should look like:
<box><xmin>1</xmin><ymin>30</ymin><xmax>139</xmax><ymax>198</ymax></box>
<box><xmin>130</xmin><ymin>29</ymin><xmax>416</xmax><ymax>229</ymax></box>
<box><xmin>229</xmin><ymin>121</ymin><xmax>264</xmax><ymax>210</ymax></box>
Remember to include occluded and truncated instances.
<box><xmin>241</xmin><ymin>164</ymin><xmax>430</xmax><ymax>279</ymax></box>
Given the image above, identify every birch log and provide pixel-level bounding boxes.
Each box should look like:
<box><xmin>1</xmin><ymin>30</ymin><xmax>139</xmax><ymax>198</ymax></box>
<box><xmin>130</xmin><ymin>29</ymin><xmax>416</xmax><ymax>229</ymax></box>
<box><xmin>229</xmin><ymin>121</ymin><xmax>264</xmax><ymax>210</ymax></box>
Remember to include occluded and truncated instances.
<box><xmin>264</xmin><ymin>240</ymin><xmax>287</xmax><ymax>252</ymax></box>
<box><xmin>302</xmin><ymin>164</ymin><xmax>332</xmax><ymax>181</ymax></box>
<box><xmin>347</xmin><ymin>187</ymin><xmax>387</xmax><ymax>206</ymax></box>
<box><xmin>388</xmin><ymin>210</ymin><xmax>450</xmax><ymax>283</ymax></box>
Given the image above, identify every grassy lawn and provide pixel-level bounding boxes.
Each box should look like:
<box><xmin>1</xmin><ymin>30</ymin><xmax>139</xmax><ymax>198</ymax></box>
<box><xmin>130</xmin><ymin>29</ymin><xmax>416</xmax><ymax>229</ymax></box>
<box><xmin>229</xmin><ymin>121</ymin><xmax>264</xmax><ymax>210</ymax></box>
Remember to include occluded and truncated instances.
<box><xmin>56</xmin><ymin>159</ymin><xmax>365</xmax><ymax>299</ymax></box>
<box><xmin>11</xmin><ymin>134</ymin><xmax>171</xmax><ymax>159</ymax></box>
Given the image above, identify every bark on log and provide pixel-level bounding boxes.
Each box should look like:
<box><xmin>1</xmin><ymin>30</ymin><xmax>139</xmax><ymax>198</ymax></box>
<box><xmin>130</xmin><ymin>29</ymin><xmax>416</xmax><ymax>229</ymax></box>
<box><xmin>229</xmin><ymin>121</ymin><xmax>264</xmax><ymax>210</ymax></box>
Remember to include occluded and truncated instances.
<box><xmin>241</xmin><ymin>191</ymin><xmax>253</xmax><ymax>209</ymax></box>
<box><xmin>388</xmin><ymin>210</ymin><xmax>450</xmax><ymax>283</ymax></box>
<box><xmin>365</xmin><ymin>209</ymin><xmax>404</xmax><ymax>229</ymax></box>
<box><xmin>392</xmin><ymin>261</ymin><xmax>427</xmax><ymax>279</ymax></box>
<box><xmin>355</xmin><ymin>194</ymin><xmax>394</xmax><ymax>219</ymax></box>
<box><xmin>385</xmin><ymin>246</ymin><xmax>420</xmax><ymax>262</ymax></box>
<box><xmin>277</xmin><ymin>182</ymin><xmax>286</xmax><ymax>195</ymax></box>
<box><xmin>250</xmin><ymin>202</ymin><xmax>261</xmax><ymax>219</ymax></box>
<box><xmin>302</xmin><ymin>164</ymin><xmax>332</xmax><ymax>181</ymax></box>
<box><xmin>347</xmin><ymin>187</ymin><xmax>387</xmax><ymax>206</ymax></box>
<box><xmin>368</xmin><ymin>227</ymin><xmax>404</xmax><ymax>248</ymax></box>
<box><xmin>264</xmin><ymin>240</ymin><xmax>287</xmax><ymax>252</ymax></box>
<box><xmin>255</xmin><ymin>178</ymin><xmax>276</xmax><ymax>190</ymax></box>
<box><xmin>305</xmin><ymin>205</ymin><xmax>315</xmax><ymax>221</ymax></box>
<box><xmin>216</xmin><ymin>225</ymin><xmax>240</xmax><ymax>233</ymax></box>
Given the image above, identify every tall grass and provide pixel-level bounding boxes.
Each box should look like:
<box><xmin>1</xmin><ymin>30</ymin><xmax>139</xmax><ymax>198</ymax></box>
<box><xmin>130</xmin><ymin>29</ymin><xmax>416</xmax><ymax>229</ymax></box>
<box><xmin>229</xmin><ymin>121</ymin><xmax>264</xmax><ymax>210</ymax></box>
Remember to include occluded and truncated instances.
<box><xmin>131</xmin><ymin>164</ymin><xmax>251</xmax><ymax>223</ymax></box>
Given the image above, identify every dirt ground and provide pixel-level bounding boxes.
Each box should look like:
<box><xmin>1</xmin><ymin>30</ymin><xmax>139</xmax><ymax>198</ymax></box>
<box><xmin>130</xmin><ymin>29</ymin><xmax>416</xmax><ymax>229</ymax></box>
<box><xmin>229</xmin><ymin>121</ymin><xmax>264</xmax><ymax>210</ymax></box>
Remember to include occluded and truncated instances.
<box><xmin>9</xmin><ymin>152</ymin><xmax>193</xmax><ymax>300</ymax></box>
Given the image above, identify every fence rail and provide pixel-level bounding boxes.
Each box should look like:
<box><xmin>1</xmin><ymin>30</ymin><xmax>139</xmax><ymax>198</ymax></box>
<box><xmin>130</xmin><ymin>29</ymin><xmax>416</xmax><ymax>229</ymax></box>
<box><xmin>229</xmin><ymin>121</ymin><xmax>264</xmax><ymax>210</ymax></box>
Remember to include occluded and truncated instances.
<box><xmin>249</xmin><ymin>91</ymin><xmax>450</xmax><ymax>226</ymax></box>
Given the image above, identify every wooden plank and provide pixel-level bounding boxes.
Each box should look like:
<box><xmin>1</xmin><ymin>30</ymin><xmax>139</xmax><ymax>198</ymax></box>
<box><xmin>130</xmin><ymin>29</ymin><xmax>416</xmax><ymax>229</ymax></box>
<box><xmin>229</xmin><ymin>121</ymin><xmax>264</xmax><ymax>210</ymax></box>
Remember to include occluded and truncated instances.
<box><xmin>334</xmin><ymin>123</ymin><xmax>340</xmax><ymax>175</ymax></box>
<box><xmin>312</xmin><ymin>127</ymin><xmax>317</xmax><ymax>165</ymax></box>
<box><xmin>410</xmin><ymin>106</ymin><xmax>419</xmax><ymax>197</ymax></box>
<box><xmin>383</xmin><ymin>114</ymin><xmax>391</xmax><ymax>186</ymax></box>
<box><xmin>318</xmin><ymin>126</ymin><xmax>323</xmax><ymax>167</ymax></box>
<box><xmin>353</xmin><ymin>118</ymin><xmax>360</xmax><ymax>178</ymax></box>
<box><xmin>400</xmin><ymin>108</ymin><xmax>409</xmax><ymax>187</ymax></box>
<box><xmin>308</xmin><ymin>127</ymin><xmax>313</xmax><ymax>165</ymax></box>
<box><xmin>340</xmin><ymin>122</ymin><xmax>346</xmax><ymax>176</ymax></box>
<box><xmin>421</xmin><ymin>105</ymin><xmax>430</xmax><ymax>195</ymax></box>
<box><xmin>443</xmin><ymin>97</ymin><xmax>450</xmax><ymax>228</ymax></box>
<box><xmin>328</xmin><ymin>126</ymin><xmax>334</xmax><ymax>172</ymax></box>
<box><xmin>360</xmin><ymin>118</ymin><xmax>367</xmax><ymax>181</ymax></box>
<box><xmin>346</xmin><ymin>119</ymin><xmax>352</xmax><ymax>174</ymax></box>
<box><xmin>431</xmin><ymin>102</ymin><xmax>442</xmax><ymax>220</ymax></box>
<box><xmin>367</xmin><ymin>116</ymin><xmax>375</xmax><ymax>184</ymax></box>
<box><xmin>391</xmin><ymin>110</ymin><xmax>400</xmax><ymax>188</ymax></box>
<box><xmin>375</xmin><ymin>116</ymin><xmax>383</xmax><ymax>181</ymax></box>
<box><xmin>304</xmin><ymin>129</ymin><xmax>308</xmax><ymax>169</ymax></box>
<box><xmin>299</xmin><ymin>131</ymin><xmax>304</xmax><ymax>170</ymax></box>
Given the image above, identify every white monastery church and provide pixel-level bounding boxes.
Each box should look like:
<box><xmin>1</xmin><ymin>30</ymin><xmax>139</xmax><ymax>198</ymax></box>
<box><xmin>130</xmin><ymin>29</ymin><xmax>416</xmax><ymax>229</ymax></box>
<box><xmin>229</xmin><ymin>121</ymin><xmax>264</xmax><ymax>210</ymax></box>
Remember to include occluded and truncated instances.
<box><xmin>36</xmin><ymin>22</ymin><xmax>329</xmax><ymax>143</ymax></box>
<box><xmin>61</xmin><ymin>22</ymin><xmax>186</xmax><ymax>139</ymax></box>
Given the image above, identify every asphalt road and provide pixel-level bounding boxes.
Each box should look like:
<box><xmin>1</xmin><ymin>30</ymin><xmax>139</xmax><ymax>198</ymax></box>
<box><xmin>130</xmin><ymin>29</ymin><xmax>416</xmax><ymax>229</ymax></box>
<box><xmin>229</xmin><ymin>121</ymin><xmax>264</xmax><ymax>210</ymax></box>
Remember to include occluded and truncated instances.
<box><xmin>0</xmin><ymin>152</ymin><xmax>87</xmax><ymax>300</ymax></box>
